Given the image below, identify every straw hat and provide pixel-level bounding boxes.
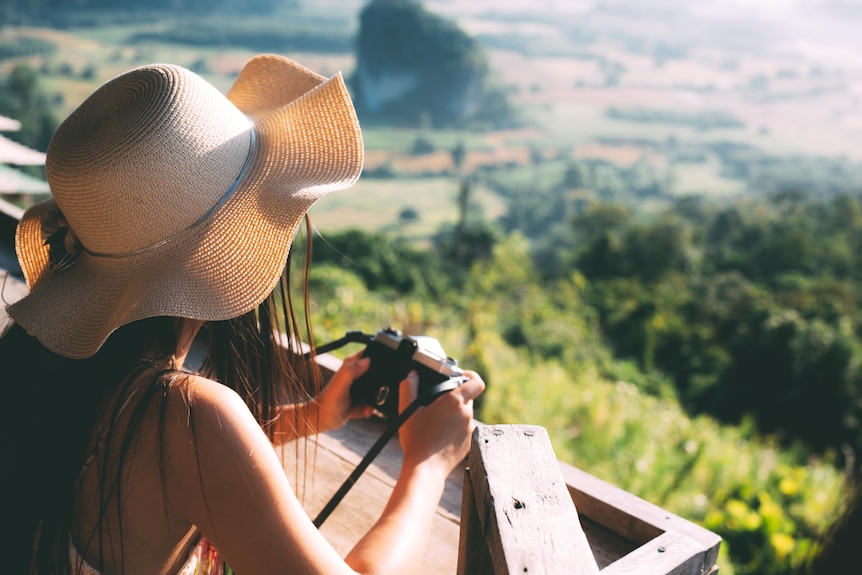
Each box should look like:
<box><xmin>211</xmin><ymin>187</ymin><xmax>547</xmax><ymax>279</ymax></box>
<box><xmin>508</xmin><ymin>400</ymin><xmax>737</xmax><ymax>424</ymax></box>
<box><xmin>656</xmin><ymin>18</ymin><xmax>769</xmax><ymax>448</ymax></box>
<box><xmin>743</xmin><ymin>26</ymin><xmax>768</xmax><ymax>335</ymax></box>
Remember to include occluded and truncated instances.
<box><xmin>7</xmin><ymin>54</ymin><xmax>363</xmax><ymax>359</ymax></box>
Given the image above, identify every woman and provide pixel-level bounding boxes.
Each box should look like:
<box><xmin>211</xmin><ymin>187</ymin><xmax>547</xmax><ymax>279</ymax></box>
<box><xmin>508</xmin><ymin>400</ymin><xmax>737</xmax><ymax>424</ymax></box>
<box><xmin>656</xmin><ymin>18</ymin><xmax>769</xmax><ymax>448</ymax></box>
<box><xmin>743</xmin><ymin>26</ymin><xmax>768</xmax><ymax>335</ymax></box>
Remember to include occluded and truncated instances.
<box><xmin>1</xmin><ymin>54</ymin><xmax>484</xmax><ymax>574</ymax></box>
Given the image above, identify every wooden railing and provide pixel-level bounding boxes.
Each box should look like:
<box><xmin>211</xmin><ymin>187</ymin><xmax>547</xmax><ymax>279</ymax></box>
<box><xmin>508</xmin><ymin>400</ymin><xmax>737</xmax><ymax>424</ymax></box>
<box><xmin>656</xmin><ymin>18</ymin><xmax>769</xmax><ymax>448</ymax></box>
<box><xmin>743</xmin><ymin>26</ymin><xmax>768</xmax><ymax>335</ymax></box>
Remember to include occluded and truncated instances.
<box><xmin>458</xmin><ymin>424</ymin><xmax>600</xmax><ymax>574</ymax></box>
<box><xmin>0</xmin><ymin>197</ymin><xmax>720</xmax><ymax>573</ymax></box>
<box><xmin>459</xmin><ymin>423</ymin><xmax>720</xmax><ymax>574</ymax></box>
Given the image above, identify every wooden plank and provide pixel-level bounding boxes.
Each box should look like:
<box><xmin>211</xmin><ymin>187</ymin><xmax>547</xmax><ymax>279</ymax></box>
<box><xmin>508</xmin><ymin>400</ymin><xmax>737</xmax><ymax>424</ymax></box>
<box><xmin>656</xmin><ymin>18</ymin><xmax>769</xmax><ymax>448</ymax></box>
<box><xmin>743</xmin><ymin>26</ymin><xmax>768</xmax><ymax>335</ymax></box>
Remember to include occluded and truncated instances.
<box><xmin>0</xmin><ymin>196</ymin><xmax>25</xmax><ymax>223</ymax></box>
<box><xmin>0</xmin><ymin>260</ymin><xmax>26</xmax><ymax>335</ymax></box>
<box><xmin>566</xmin><ymin>475</ymin><xmax>663</xmax><ymax>548</ymax></box>
<box><xmin>465</xmin><ymin>424</ymin><xmax>600</xmax><ymax>575</ymax></box>
<box><xmin>282</xmin><ymin>418</ymin><xmax>464</xmax><ymax>574</ymax></box>
<box><xmin>601</xmin><ymin>531</ymin><xmax>713</xmax><ymax>575</ymax></box>
<box><xmin>315</xmin><ymin>416</ymin><xmax>465</xmax><ymax>519</ymax></box>
<box><xmin>579</xmin><ymin>516</ymin><xmax>641</xmax><ymax>570</ymax></box>
<box><xmin>457</xmin><ymin>468</ymin><xmax>496</xmax><ymax>575</ymax></box>
<box><xmin>559</xmin><ymin>463</ymin><xmax>721</xmax><ymax>572</ymax></box>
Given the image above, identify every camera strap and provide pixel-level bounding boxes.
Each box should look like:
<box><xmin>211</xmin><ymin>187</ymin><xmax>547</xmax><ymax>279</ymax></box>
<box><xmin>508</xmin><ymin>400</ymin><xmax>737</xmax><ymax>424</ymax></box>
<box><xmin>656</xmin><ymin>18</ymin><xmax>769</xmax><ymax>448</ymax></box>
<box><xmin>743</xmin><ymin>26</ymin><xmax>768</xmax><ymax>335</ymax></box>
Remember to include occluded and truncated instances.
<box><xmin>305</xmin><ymin>332</ymin><xmax>465</xmax><ymax>528</ymax></box>
<box><xmin>309</xmin><ymin>330</ymin><xmax>375</xmax><ymax>354</ymax></box>
<box><xmin>311</xmin><ymin>377</ymin><xmax>465</xmax><ymax>528</ymax></box>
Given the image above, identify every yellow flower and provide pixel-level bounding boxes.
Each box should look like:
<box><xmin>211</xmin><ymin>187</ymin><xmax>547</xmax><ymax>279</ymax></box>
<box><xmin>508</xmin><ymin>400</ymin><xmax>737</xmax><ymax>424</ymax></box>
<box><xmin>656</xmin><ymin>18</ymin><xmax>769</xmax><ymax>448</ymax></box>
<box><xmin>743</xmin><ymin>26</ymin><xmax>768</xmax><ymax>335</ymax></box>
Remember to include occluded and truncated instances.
<box><xmin>779</xmin><ymin>476</ymin><xmax>800</xmax><ymax>498</ymax></box>
<box><xmin>770</xmin><ymin>532</ymin><xmax>795</xmax><ymax>562</ymax></box>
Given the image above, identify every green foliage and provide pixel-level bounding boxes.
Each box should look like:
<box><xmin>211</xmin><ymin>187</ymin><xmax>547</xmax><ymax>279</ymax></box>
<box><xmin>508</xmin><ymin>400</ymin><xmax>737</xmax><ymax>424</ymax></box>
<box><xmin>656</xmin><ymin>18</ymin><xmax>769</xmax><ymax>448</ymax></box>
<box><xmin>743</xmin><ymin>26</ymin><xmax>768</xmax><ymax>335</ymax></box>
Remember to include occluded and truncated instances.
<box><xmin>311</xmin><ymin>229</ymin><xmax>440</xmax><ymax>295</ymax></box>
<box><xmin>576</xmin><ymin>212</ymin><xmax>696</xmax><ymax>282</ymax></box>
<box><xmin>433</xmin><ymin>220</ymin><xmax>502</xmax><ymax>280</ymax></box>
<box><xmin>0</xmin><ymin>36</ymin><xmax>57</xmax><ymax>60</ymax></box>
<box><xmin>302</xmin><ymin>263</ymin><xmax>404</xmax><ymax>345</ymax></box>
<box><xmin>450</xmin><ymin>141</ymin><xmax>467</xmax><ymax>172</ymax></box>
<box><xmin>0</xmin><ymin>65</ymin><xmax>59</xmax><ymax>152</ymax></box>
<box><xmin>409</xmin><ymin>135</ymin><xmax>435</xmax><ymax>155</ymax></box>
<box><xmin>567</xmin><ymin>193</ymin><xmax>862</xmax><ymax>460</ymax></box>
<box><xmin>491</xmin><ymin>185</ymin><xmax>859</xmax><ymax>455</ymax></box>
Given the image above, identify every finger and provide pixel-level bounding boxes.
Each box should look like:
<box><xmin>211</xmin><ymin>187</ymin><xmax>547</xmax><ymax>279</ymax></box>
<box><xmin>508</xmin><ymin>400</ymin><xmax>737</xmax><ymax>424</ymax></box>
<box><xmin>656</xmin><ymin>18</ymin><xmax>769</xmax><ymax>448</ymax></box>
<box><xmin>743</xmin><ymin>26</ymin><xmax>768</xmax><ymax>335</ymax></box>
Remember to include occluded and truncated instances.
<box><xmin>399</xmin><ymin>370</ymin><xmax>419</xmax><ymax>413</ymax></box>
<box><xmin>458</xmin><ymin>371</ymin><xmax>486</xmax><ymax>402</ymax></box>
<box><xmin>343</xmin><ymin>349</ymin><xmax>365</xmax><ymax>362</ymax></box>
<box><xmin>346</xmin><ymin>404</ymin><xmax>375</xmax><ymax>420</ymax></box>
<box><xmin>347</xmin><ymin>356</ymin><xmax>371</xmax><ymax>378</ymax></box>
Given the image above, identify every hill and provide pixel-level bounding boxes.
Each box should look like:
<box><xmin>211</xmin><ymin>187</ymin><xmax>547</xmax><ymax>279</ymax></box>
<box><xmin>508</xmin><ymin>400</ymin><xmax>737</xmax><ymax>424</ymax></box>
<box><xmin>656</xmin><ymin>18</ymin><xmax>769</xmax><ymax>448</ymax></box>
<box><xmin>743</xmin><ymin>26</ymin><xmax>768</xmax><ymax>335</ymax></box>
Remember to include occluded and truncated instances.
<box><xmin>351</xmin><ymin>0</ymin><xmax>514</xmax><ymax>128</ymax></box>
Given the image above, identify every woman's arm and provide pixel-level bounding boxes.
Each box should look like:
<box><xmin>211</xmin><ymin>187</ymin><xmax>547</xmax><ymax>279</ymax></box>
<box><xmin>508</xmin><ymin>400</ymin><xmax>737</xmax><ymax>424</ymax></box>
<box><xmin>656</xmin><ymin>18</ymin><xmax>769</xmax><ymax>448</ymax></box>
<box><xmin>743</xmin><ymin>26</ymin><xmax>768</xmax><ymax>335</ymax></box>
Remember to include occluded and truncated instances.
<box><xmin>345</xmin><ymin>371</ymin><xmax>484</xmax><ymax>573</ymax></box>
<box><xmin>163</xmin><ymin>370</ymin><xmax>484</xmax><ymax>575</ymax></box>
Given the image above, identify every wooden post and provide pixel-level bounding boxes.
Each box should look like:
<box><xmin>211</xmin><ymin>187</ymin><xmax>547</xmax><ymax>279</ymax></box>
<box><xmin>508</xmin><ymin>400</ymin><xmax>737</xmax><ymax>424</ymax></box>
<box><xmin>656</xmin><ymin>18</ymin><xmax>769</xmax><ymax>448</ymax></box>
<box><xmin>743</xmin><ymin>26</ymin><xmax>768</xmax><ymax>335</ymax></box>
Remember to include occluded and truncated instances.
<box><xmin>457</xmin><ymin>467</ymin><xmax>496</xmax><ymax>574</ymax></box>
<box><xmin>458</xmin><ymin>424</ymin><xmax>600</xmax><ymax>575</ymax></box>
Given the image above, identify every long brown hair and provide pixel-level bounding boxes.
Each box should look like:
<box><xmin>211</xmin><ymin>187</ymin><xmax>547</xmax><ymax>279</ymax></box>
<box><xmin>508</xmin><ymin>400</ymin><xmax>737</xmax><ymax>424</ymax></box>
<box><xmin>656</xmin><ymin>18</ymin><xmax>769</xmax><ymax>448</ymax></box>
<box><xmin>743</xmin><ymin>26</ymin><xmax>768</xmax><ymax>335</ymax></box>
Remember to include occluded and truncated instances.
<box><xmin>0</xmin><ymin>218</ymin><xmax>321</xmax><ymax>574</ymax></box>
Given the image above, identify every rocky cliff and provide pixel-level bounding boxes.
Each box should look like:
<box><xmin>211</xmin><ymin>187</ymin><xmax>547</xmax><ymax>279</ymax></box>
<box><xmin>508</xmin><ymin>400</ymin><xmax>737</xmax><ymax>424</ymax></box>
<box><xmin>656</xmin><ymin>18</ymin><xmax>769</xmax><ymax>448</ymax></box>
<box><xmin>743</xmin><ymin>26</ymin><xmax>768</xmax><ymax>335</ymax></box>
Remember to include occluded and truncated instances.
<box><xmin>351</xmin><ymin>0</ymin><xmax>488</xmax><ymax>127</ymax></box>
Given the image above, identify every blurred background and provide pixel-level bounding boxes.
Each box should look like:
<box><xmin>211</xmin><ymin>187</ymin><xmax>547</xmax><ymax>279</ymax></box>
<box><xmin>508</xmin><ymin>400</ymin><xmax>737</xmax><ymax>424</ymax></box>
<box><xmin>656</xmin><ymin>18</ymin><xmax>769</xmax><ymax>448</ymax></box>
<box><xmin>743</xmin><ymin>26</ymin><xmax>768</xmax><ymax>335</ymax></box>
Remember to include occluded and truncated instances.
<box><xmin>2</xmin><ymin>1</ymin><xmax>862</xmax><ymax>573</ymax></box>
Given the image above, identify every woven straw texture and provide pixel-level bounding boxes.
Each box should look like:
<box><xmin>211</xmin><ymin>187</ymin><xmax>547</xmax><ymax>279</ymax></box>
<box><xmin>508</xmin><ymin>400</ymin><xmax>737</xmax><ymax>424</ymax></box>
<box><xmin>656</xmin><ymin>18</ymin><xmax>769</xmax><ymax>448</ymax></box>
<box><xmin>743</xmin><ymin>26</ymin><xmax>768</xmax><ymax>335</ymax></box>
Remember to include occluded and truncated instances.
<box><xmin>8</xmin><ymin>54</ymin><xmax>363</xmax><ymax>359</ymax></box>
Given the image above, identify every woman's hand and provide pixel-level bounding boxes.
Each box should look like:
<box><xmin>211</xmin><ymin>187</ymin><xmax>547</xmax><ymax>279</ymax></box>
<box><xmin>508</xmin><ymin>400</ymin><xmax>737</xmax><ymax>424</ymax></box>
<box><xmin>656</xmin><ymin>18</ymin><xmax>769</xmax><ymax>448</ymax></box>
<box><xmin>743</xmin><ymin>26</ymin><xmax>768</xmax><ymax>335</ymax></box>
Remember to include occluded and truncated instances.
<box><xmin>314</xmin><ymin>350</ymin><xmax>375</xmax><ymax>433</ymax></box>
<box><xmin>397</xmin><ymin>370</ymin><xmax>486</xmax><ymax>474</ymax></box>
<box><xmin>344</xmin><ymin>369</ymin><xmax>486</xmax><ymax>573</ymax></box>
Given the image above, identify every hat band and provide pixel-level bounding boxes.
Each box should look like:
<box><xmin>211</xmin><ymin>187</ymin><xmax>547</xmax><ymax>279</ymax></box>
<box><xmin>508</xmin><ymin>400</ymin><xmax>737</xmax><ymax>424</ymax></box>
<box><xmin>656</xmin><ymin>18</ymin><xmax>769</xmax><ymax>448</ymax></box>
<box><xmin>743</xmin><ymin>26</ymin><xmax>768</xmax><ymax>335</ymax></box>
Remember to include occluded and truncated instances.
<box><xmin>85</xmin><ymin>127</ymin><xmax>258</xmax><ymax>260</ymax></box>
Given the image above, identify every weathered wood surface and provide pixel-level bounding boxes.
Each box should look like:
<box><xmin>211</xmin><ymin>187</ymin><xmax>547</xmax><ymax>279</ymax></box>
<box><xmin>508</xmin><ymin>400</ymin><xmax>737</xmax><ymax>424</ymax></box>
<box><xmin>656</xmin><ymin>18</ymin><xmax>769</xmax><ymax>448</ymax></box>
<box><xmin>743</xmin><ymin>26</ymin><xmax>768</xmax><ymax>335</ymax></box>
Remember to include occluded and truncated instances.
<box><xmin>560</xmin><ymin>463</ymin><xmax>721</xmax><ymax>574</ymax></box>
<box><xmin>600</xmin><ymin>531</ymin><xmax>716</xmax><ymax>575</ymax></box>
<box><xmin>458</xmin><ymin>424</ymin><xmax>600</xmax><ymax>575</ymax></box>
<box><xmin>280</xmin><ymin>417</ymin><xmax>466</xmax><ymax>573</ymax></box>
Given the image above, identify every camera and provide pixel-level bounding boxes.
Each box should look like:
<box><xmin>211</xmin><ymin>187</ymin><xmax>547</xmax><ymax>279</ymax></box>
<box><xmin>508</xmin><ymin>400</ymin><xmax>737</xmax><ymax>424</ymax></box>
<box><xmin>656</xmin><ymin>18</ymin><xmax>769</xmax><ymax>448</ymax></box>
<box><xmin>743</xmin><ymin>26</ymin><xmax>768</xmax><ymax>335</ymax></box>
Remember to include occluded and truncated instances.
<box><xmin>350</xmin><ymin>327</ymin><xmax>466</xmax><ymax>418</ymax></box>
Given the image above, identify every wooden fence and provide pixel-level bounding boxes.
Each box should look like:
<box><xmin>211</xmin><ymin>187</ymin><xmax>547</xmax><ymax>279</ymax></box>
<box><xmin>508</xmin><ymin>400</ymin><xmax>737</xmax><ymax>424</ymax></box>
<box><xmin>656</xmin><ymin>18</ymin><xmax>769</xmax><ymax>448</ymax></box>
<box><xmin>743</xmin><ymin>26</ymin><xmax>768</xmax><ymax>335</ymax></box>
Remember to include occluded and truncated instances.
<box><xmin>458</xmin><ymin>423</ymin><xmax>720</xmax><ymax>574</ymax></box>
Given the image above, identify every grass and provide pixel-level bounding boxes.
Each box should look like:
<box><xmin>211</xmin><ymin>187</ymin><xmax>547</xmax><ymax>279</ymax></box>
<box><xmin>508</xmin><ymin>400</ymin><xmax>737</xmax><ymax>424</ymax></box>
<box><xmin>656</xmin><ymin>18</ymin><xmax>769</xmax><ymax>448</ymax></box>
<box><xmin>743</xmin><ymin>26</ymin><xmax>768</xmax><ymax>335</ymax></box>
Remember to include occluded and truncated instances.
<box><xmin>670</xmin><ymin>157</ymin><xmax>746</xmax><ymax>197</ymax></box>
<box><xmin>360</xmin><ymin>125</ymin><xmax>493</xmax><ymax>154</ymax></box>
<box><xmin>309</xmin><ymin>176</ymin><xmax>507</xmax><ymax>245</ymax></box>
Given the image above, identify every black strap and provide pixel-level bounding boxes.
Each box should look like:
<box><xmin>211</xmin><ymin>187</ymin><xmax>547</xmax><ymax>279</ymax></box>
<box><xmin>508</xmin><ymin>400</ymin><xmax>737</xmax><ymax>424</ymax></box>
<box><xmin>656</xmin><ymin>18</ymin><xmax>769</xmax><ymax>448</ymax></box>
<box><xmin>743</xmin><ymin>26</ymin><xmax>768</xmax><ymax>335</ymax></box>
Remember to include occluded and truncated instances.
<box><xmin>305</xmin><ymin>332</ymin><xmax>466</xmax><ymax>528</ymax></box>
<box><xmin>312</xmin><ymin>377</ymin><xmax>465</xmax><ymax>528</ymax></box>
<box><xmin>306</xmin><ymin>330</ymin><xmax>373</xmax><ymax>357</ymax></box>
<box><xmin>313</xmin><ymin>398</ymin><xmax>421</xmax><ymax>527</ymax></box>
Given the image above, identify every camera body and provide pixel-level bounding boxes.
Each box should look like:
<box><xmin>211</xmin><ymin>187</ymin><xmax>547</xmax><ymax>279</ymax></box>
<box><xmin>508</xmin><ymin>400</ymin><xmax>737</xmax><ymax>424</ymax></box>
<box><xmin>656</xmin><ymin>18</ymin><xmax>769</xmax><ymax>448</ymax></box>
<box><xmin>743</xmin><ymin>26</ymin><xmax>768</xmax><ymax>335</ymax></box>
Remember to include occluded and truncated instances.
<box><xmin>350</xmin><ymin>327</ymin><xmax>465</xmax><ymax>418</ymax></box>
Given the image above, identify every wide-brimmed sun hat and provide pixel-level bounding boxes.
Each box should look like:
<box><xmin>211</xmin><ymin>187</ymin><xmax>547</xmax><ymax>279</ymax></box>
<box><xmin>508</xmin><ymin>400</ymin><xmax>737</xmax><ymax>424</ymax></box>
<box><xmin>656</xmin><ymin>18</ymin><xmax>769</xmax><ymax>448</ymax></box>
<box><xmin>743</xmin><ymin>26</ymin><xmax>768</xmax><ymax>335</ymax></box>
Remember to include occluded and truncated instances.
<box><xmin>7</xmin><ymin>54</ymin><xmax>363</xmax><ymax>359</ymax></box>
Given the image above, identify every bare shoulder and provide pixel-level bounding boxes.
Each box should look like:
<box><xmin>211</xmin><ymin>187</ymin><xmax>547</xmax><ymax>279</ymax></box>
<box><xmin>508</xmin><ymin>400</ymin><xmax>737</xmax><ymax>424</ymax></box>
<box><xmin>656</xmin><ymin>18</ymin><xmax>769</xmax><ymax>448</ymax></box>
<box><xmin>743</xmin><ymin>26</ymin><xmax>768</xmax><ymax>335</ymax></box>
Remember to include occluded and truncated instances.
<box><xmin>159</xmin><ymin>373</ymin><xmax>263</xmax><ymax>461</ymax></box>
<box><xmin>157</xmin><ymin>372</ymin><xmax>284</xmax><ymax>522</ymax></box>
<box><xmin>157</xmin><ymin>374</ymin><xmax>354</xmax><ymax>574</ymax></box>
<box><xmin>168</xmin><ymin>372</ymin><xmax>251</xmax><ymax>420</ymax></box>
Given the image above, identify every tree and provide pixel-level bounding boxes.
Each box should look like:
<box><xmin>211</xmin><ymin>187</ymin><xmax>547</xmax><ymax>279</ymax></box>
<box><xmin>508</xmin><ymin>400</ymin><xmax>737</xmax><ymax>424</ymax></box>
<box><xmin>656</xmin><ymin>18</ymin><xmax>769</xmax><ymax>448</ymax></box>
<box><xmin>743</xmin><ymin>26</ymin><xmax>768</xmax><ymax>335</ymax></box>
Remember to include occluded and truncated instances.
<box><xmin>311</xmin><ymin>229</ymin><xmax>440</xmax><ymax>295</ymax></box>
<box><xmin>0</xmin><ymin>65</ymin><xmax>59</xmax><ymax>152</ymax></box>
<box><xmin>450</xmin><ymin>141</ymin><xmax>466</xmax><ymax>173</ymax></box>
<box><xmin>398</xmin><ymin>206</ymin><xmax>419</xmax><ymax>225</ymax></box>
<box><xmin>351</xmin><ymin>0</ymin><xmax>509</xmax><ymax>127</ymax></box>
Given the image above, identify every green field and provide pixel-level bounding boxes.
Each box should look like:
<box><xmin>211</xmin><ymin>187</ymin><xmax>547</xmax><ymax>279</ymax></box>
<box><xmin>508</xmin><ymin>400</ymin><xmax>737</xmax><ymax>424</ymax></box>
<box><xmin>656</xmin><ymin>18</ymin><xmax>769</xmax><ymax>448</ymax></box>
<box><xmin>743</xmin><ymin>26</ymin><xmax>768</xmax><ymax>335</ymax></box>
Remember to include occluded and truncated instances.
<box><xmin>310</xmin><ymin>177</ymin><xmax>506</xmax><ymax>244</ymax></box>
<box><xmin>5</xmin><ymin>0</ymin><xmax>861</xmax><ymax>232</ymax></box>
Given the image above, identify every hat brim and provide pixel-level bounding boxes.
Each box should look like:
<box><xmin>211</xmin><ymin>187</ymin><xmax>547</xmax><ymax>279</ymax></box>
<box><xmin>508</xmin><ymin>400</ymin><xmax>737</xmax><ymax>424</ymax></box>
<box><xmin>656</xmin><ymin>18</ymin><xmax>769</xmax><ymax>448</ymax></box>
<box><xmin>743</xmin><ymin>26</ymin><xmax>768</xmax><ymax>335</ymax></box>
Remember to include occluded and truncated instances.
<box><xmin>9</xmin><ymin>55</ymin><xmax>363</xmax><ymax>359</ymax></box>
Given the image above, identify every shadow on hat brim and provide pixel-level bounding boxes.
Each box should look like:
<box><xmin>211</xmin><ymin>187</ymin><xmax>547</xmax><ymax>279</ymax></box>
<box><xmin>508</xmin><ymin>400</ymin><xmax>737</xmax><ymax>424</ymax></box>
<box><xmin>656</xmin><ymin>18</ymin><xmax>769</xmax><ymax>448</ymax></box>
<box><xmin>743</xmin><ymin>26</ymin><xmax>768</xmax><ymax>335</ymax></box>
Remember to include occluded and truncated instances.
<box><xmin>9</xmin><ymin>55</ymin><xmax>363</xmax><ymax>359</ymax></box>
